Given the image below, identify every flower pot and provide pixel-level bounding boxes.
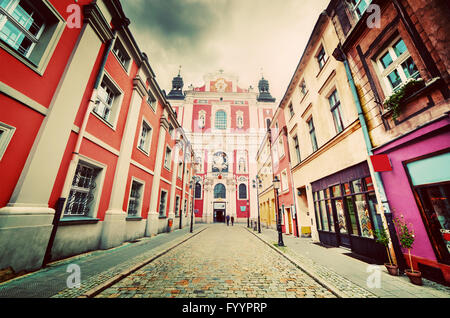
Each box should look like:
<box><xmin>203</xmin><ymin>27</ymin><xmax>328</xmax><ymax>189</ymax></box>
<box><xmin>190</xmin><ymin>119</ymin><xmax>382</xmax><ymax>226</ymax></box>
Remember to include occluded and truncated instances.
<box><xmin>384</xmin><ymin>263</ymin><xmax>399</xmax><ymax>276</ymax></box>
<box><xmin>405</xmin><ymin>269</ymin><xmax>422</xmax><ymax>286</ymax></box>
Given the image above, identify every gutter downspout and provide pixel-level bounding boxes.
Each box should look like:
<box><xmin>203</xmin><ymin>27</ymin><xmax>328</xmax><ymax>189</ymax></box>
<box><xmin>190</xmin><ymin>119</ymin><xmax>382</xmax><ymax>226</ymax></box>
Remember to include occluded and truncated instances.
<box><xmin>335</xmin><ymin>45</ymin><xmax>407</xmax><ymax>272</ymax></box>
<box><xmin>42</xmin><ymin>32</ymin><xmax>116</xmax><ymax>267</ymax></box>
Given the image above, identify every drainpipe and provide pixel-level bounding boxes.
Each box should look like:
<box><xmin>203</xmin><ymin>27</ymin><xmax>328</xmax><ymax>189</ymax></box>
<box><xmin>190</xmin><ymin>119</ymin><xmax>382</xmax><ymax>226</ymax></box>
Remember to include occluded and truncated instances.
<box><xmin>334</xmin><ymin>45</ymin><xmax>407</xmax><ymax>272</ymax></box>
<box><xmin>42</xmin><ymin>32</ymin><xmax>116</xmax><ymax>267</ymax></box>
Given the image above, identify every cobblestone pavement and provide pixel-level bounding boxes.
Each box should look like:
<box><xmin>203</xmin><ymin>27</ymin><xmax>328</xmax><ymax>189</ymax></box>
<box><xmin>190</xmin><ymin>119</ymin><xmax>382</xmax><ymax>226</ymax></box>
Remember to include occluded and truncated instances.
<box><xmin>96</xmin><ymin>224</ymin><xmax>337</xmax><ymax>298</ymax></box>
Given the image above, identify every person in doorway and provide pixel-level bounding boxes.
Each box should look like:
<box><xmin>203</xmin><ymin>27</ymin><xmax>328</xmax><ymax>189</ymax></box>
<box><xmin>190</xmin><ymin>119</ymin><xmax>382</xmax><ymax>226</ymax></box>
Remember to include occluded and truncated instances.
<box><xmin>231</xmin><ymin>216</ymin><xmax>234</xmax><ymax>226</ymax></box>
<box><xmin>226</xmin><ymin>215</ymin><xmax>230</xmax><ymax>226</ymax></box>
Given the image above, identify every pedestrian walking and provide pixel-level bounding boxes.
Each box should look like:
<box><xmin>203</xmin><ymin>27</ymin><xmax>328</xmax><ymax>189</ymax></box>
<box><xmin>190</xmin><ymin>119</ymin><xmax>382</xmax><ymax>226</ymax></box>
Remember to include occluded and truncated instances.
<box><xmin>231</xmin><ymin>216</ymin><xmax>234</xmax><ymax>226</ymax></box>
<box><xmin>226</xmin><ymin>215</ymin><xmax>230</xmax><ymax>226</ymax></box>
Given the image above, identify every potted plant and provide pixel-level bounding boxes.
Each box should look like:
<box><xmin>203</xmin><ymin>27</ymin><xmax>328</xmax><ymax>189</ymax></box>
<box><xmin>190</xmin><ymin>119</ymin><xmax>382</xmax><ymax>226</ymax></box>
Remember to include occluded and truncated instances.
<box><xmin>393</xmin><ymin>215</ymin><xmax>422</xmax><ymax>285</ymax></box>
<box><xmin>383</xmin><ymin>78</ymin><xmax>424</xmax><ymax>120</ymax></box>
<box><xmin>374</xmin><ymin>226</ymin><xmax>398</xmax><ymax>275</ymax></box>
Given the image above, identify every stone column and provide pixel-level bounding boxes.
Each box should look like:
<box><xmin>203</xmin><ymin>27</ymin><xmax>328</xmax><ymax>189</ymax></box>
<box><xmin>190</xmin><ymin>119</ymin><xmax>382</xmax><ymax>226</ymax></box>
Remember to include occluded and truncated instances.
<box><xmin>145</xmin><ymin>115</ymin><xmax>169</xmax><ymax>236</ymax></box>
<box><xmin>100</xmin><ymin>77</ymin><xmax>145</xmax><ymax>249</ymax></box>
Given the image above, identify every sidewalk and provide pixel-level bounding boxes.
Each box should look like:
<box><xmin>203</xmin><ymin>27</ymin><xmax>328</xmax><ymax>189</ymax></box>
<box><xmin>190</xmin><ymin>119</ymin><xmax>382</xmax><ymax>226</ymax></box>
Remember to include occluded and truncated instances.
<box><xmin>249</xmin><ymin>227</ymin><xmax>450</xmax><ymax>298</ymax></box>
<box><xmin>0</xmin><ymin>224</ymin><xmax>207</xmax><ymax>298</ymax></box>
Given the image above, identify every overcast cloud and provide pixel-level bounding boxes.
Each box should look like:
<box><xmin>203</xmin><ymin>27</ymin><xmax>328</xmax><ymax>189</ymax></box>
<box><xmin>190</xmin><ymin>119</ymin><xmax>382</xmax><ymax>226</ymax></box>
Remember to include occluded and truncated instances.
<box><xmin>121</xmin><ymin>0</ymin><xmax>330</xmax><ymax>101</ymax></box>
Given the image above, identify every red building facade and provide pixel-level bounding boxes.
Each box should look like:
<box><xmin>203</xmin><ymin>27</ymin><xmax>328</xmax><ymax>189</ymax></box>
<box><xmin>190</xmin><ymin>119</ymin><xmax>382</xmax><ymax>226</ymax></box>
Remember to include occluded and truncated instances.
<box><xmin>0</xmin><ymin>0</ymin><xmax>194</xmax><ymax>273</ymax></box>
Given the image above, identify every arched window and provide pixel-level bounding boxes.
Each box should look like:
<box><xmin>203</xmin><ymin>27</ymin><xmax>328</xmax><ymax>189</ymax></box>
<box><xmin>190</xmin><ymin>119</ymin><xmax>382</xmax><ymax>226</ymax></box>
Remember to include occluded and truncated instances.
<box><xmin>239</xmin><ymin>183</ymin><xmax>247</xmax><ymax>199</ymax></box>
<box><xmin>195</xmin><ymin>182</ymin><xmax>202</xmax><ymax>198</ymax></box>
<box><xmin>214</xmin><ymin>183</ymin><xmax>226</xmax><ymax>199</ymax></box>
<box><xmin>215</xmin><ymin>110</ymin><xmax>227</xmax><ymax>129</ymax></box>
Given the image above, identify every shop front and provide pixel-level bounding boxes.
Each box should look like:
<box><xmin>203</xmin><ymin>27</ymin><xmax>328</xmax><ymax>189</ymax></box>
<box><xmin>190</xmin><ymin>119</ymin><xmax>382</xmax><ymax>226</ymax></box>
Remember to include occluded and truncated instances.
<box><xmin>373</xmin><ymin>116</ymin><xmax>450</xmax><ymax>283</ymax></box>
<box><xmin>311</xmin><ymin>161</ymin><xmax>385</xmax><ymax>262</ymax></box>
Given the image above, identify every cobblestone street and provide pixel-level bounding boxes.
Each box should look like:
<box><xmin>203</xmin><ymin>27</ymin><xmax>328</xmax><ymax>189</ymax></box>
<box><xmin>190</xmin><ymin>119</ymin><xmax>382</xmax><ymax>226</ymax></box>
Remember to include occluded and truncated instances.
<box><xmin>96</xmin><ymin>224</ymin><xmax>336</xmax><ymax>298</ymax></box>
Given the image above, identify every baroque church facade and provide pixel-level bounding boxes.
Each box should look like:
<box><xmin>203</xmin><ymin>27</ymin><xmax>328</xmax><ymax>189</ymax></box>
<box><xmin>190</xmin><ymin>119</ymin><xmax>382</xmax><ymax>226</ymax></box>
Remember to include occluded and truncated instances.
<box><xmin>167</xmin><ymin>70</ymin><xmax>277</xmax><ymax>223</ymax></box>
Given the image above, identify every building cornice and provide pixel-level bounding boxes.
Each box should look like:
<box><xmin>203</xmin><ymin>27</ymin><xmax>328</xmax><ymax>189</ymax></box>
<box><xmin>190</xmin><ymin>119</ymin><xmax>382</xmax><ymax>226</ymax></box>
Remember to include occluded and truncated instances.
<box><xmin>83</xmin><ymin>3</ymin><xmax>114</xmax><ymax>43</ymax></box>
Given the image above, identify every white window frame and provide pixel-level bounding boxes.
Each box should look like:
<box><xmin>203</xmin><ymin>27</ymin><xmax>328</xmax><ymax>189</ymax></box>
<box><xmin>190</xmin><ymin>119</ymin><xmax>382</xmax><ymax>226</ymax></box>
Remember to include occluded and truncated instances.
<box><xmin>175</xmin><ymin>195</ymin><xmax>180</xmax><ymax>217</ymax></box>
<box><xmin>164</xmin><ymin>145</ymin><xmax>172</xmax><ymax>171</ymax></box>
<box><xmin>349</xmin><ymin>0</ymin><xmax>372</xmax><ymax>20</ymax></box>
<box><xmin>147</xmin><ymin>88</ymin><xmax>157</xmax><ymax>112</ymax></box>
<box><xmin>238</xmin><ymin>183</ymin><xmax>248</xmax><ymax>200</ymax></box>
<box><xmin>112</xmin><ymin>36</ymin><xmax>131</xmax><ymax>74</ymax></box>
<box><xmin>281</xmin><ymin>169</ymin><xmax>289</xmax><ymax>192</ymax></box>
<box><xmin>93</xmin><ymin>71</ymin><xmax>124</xmax><ymax>130</ymax></box>
<box><xmin>137</xmin><ymin>118</ymin><xmax>152</xmax><ymax>155</ymax></box>
<box><xmin>62</xmin><ymin>156</ymin><xmax>106</xmax><ymax>219</ymax></box>
<box><xmin>177</xmin><ymin>160</ymin><xmax>183</xmax><ymax>179</ymax></box>
<box><xmin>159</xmin><ymin>189</ymin><xmax>168</xmax><ymax>217</ymax></box>
<box><xmin>0</xmin><ymin>0</ymin><xmax>65</xmax><ymax>75</ymax></box>
<box><xmin>375</xmin><ymin>37</ymin><xmax>421</xmax><ymax>96</ymax></box>
<box><xmin>127</xmin><ymin>177</ymin><xmax>144</xmax><ymax>217</ymax></box>
<box><xmin>0</xmin><ymin>121</ymin><xmax>15</xmax><ymax>161</ymax></box>
<box><xmin>278</xmin><ymin>137</ymin><xmax>285</xmax><ymax>159</ymax></box>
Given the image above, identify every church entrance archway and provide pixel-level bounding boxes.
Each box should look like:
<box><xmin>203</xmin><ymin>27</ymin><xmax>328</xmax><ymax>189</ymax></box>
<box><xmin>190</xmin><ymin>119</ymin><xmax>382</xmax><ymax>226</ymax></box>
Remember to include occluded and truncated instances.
<box><xmin>213</xmin><ymin>202</ymin><xmax>226</xmax><ymax>223</ymax></box>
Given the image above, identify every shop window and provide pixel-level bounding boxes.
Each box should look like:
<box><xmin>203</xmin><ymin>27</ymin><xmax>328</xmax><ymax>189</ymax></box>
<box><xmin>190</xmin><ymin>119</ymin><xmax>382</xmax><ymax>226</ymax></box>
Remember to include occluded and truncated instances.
<box><xmin>0</xmin><ymin>0</ymin><xmax>65</xmax><ymax>73</ymax></box>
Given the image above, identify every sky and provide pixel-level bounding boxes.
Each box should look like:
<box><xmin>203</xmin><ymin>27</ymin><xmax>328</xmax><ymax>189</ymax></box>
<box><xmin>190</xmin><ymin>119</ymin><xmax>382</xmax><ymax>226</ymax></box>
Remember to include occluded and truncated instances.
<box><xmin>121</xmin><ymin>0</ymin><xmax>330</xmax><ymax>102</ymax></box>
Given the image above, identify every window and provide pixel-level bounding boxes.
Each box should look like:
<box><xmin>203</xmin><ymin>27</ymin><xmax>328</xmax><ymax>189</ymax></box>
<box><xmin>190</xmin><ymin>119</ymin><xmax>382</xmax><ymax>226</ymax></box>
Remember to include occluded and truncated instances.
<box><xmin>195</xmin><ymin>182</ymin><xmax>202</xmax><ymax>199</ymax></box>
<box><xmin>281</xmin><ymin>170</ymin><xmax>288</xmax><ymax>192</ymax></box>
<box><xmin>147</xmin><ymin>89</ymin><xmax>157</xmax><ymax>111</ymax></box>
<box><xmin>288</xmin><ymin>103</ymin><xmax>294</xmax><ymax>118</ymax></box>
<box><xmin>214</xmin><ymin>183</ymin><xmax>226</xmax><ymax>199</ymax></box>
<box><xmin>178</xmin><ymin>161</ymin><xmax>183</xmax><ymax>179</ymax></box>
<box><xmin>266</xmin><ymin>118</ymin><xmax>271</xmax><ymax>130</ymax></box>
<box><xmin>0</xmin><ymin>121</ymin><xmax>15</xmax><ymax>160</ymax></box>
<box><xmin>215</xmin><ymin>110</ymin><xmax>227</xmax><ymax>129</ymax></box>
<box><xmin>308</xmin><ymin>118</ymin><xmax>318</xmax><ymax>152</ymax></box>
<box><xmin>278</xmin><ymin>138</ymin><xmax>285</xmax><ymax>158</ymax></box>
<box><xmin>292</xmin><ymin>135</ymin><xmax>301</xmax><ymax>164</ymax></box>
<box><xmin>316</xmin><ymin>46</ymin><xmax>327</xmax><ymax>70</ymax></box>
<box><xmin>112</xmin><ymin>38</ymin><xmax>130</xmax><ymax>71</ymax></box>
<box><xmin>175</xmin><ymin>196</ymin><xmax>180</xmax><ymax>217</ymax></box>
<box><xmin>349</xmin><ymin>0</ymin><xmax>371</xmax><ymax>19</ymax></box>
<box><xmin>376</xmin><ymin>38</ymin><xmax>421</xmax><ymax>94</ymax></box>
<box><xmin>127</xmin><ymin>180</ymin><xmax>143</xmax><ymax>216</ymax></box>
<box><xmin>238</xmin><ymin>183</ymin><xmax>247</xmax><ymax>199</ymax></box>
<box><xmin>164</xmin><ymin>146</ymin><xmax>172</xmax><ymax>170</ymax></box>
<box><xmin>64</xmin><ymin>162</ymin><xmax>101</xmax><ymax>217</ymax></box>
<box><xmin>94</xmin><ymin>75</ymin><xmax>122</xmax><ymax>127</ymax></box>
<box><xmin>329</xmin><ymin>89</ymin><xmax>344</xmax><ymax>134</ymax></box>
<box><xmin>300</xmin><ymin>80</ymin><xmax>307</xmax><ymax>96</ymax></box>
<box><xmin>138</xmin><ymin>120</ymin><xmax>152</xmax><ymax>154</ymax></box>
<box><xmin>159</xmin><ymin>190</ymin><xmax>167</xmax><ymax>217</ymax></box>
<box><xmin>0</xmin><ymin>0</ymin><xmax>65</xmax><ymax>72</ymax></box>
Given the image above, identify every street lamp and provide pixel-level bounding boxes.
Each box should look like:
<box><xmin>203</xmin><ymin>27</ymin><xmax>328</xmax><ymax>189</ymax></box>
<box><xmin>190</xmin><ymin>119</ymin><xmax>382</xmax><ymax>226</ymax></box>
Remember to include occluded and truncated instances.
<box><xmin>247</xmin><ymin>199</ymin><xmax>250</xmax><ymax>228</ymax></box>
<box><xmin>189</xmin><ymin>176</ymin><xmax>199</xmax><ymax>233</ymax></box>
<box><xmin>273</xmin><ymin>176</ymin><xmax>284</xmax><ymax>247</ymax></box>
<box><xmin>252</xmin><ymin>175</ymin><xmax>262</xmax><ymax>233</ymax></box>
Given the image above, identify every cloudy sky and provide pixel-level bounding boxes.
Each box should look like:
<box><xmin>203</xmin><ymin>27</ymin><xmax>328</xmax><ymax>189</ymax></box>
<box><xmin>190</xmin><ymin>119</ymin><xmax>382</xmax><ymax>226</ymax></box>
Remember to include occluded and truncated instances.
<box><xmin>121</xmin><ymin>0</ymin><xmax>329</xmax><ymax>102</ymax></box>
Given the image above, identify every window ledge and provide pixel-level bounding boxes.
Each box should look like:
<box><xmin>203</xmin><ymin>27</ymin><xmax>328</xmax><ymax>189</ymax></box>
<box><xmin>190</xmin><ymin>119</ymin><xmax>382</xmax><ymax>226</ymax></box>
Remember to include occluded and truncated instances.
<box><xmin>316</xmin><ymin>58</ymin><xmax>330</xmax><ymax>78</ymax></box>
<box><xmin>59</xmin><ymin>217</ymin><xmax>100</xmax><ymax>226</ymax></box>
<box><xmin>92</xmin><ymin>111</ymin><xmax>117</xmax><ymax>131</ymax></box>
<box><xmin>126</xmin><ymin>216</ymin><xmax>143</xmax><ymax>221</ymax></box>
<box><xmin>137</xmin><ymin>146</ymin><xmax>150</xmax><ymax>157</ymax></box>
